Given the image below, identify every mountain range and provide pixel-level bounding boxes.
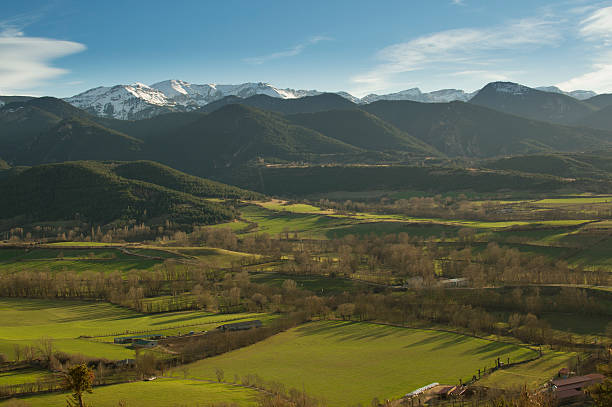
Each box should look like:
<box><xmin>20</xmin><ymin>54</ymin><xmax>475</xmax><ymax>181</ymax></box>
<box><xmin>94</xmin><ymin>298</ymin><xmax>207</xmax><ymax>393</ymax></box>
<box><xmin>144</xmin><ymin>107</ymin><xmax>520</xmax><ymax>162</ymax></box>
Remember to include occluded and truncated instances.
<box><xmin>3</xmin><ymin>83</ymin><xmax>612</xmax><ymax>178</ymax></box>
<box><xmin>59</xmin><ymin>79</ymin><xmax>603</xmax><ymax>120</ymax></box>
<box><xmin>3</xmin><ymin>79</ymin><xmax>612</xmax><ymax>218</ymax></box>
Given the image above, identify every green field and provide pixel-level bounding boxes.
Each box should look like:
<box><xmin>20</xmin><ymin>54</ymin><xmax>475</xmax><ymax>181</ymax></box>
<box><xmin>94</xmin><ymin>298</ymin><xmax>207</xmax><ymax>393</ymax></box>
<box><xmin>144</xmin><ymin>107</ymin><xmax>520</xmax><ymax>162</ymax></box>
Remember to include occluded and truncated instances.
<box><xmin>0</xmin><ymin>299</ymin><xmax>268</xmax><ymax>360</ymax></box>
<box><xmin>0</xmin><ymin>247</ymin><xmax>165</xmax><ymax>273</ymax></box>
<box><xmin>0</xmin><ymin>368</ymin><xmax>55</xmax><ymax>385</ymax></box>
<box><xmin>477</xmin><ymin>350</ymin><xmax>578</xmax><ymax>390</ymax></box>
<box><xmin>175</xmin><ymin>321</ymin><xmax>538</xmax><ymax>406</ymax></box>
<box><xmin>250</xmin><ymin>272</ymin><xmax>363</xmax><ymax>294</ymax></box>
<box><xmin>0</xmin><ymin>378</ymin><xmax>258</xmax><ymax>407</ymax></box>
<box><xmin>240</xmin><ymin>205</ymin><xmax>348</xmax><ymax>238</ymax></box>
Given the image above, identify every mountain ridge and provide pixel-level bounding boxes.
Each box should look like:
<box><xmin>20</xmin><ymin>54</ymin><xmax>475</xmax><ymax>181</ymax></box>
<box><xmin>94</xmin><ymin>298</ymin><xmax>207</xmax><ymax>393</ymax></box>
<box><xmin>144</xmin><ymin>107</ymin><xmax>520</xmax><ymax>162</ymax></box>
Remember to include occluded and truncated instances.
<box><xmin>59</xmin><ymin>79</ymin><xmax>601</xmax><ymax>120</ymax></box>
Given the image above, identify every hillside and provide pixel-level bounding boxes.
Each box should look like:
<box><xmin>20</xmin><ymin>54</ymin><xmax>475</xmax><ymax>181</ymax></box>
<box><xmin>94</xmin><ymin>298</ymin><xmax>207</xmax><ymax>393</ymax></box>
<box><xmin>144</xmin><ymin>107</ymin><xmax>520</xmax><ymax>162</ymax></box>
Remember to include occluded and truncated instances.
<box><xmin>483</xmin><ymin>151</ymin><xmax>612</xmax><ymax>180</ymax></box>
<box><xmin>286</xmin><ymin>109</ymin><xmax>439</xmax><ymax>155</ymax></box>
<box><xmin>362</xmin><ymin>100</ymin><xmax>612</xmax><ymax>157</ymax></box>
<box><xmin>223</xmin><ymin>164</ymin><xmax>574</xmax><ymax>196</ymax></box>
<box><xmin>469</xmin><ymin>82</ymin><xmax>595</xmax><ymax>125</ymax></box>
<box><xmin>0</xmin><ymin>161</ymin><xmax>243</xmax><ymax>225</ymax></box>
<box><xmin>200</xmin><ymin>93</ymin><xmax>357</xmax><ymax>115</ymax></box>
<box><xmin>111</xmin><ymin>160</ymin><xmax>263</xmax><ymax>200</ymax></box>
<box><xmin>574</xmin><ymin>104</ymin><xmax>612</xmax><ymax>132</ymax></box>
<box><xmin>20</xmin><ymin>118</ymin><xmax>144</xmax><ymax>164</ymax></box>
<box><xmin>147</xmin><ymin>104</ymin><xmax>361</xmax><ymax>176</ymax></box>
<box><xmin>585</xmin><ymin>94</ymin><xmax>612</xmax><ymax>110</ymax></box>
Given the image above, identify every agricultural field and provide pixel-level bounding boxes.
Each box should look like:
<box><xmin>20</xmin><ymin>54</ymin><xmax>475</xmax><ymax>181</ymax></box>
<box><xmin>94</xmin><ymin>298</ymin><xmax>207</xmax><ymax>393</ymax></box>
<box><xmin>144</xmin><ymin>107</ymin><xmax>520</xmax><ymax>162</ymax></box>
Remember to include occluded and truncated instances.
<box><xmin>0</xmin><ymin>247</ymin><xmax>167</xmax><ymax>273</ymax></box>
<box><xmin>240</xmin><ymin>205</ymin><xmax>349</xmax><ymax>239</ymax></box>
<box><xmin>0</xmin><ymin>298</ymin><xmax>270</xmax><ymax>360</ymax></box>
<box><xmin>0</xmin><ymin>368</ymin><xmax>55</xmax><ymax>385</ymax></box>
<box><xmin>250</xmin><ymin>272</ymin><xmax>364</xmax><ymax>294</ymax></box>
<box><xmin>477</xmin><ymin>350</ymin><xmax>579</xmax><ymax>390</ymax></box>
<box><xmin>175</xmin><ymin>321</ymin><xmax>538</xmax><ymax>406</ymax></box>
<box><xmin>0</xmin><ymin>378</ymin><xmax>259</xmax><ymax>407</ymax></box>
<box><xmin>247</xmin><ymin>200</ymin><xmax>594</xmax><ymax>236</ymax></box>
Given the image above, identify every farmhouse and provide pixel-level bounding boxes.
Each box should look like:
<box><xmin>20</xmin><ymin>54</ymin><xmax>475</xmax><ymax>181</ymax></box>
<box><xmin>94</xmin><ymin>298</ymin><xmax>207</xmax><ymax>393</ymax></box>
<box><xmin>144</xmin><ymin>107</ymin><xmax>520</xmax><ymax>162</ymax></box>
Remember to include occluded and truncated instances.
<box><xmin>216</xmin><ymin>320</ymin><xmax>263</xmax><ymax>332</ymax></box>
<box><xmin>549</xmin><ymin>373</ymin><xmax>605</xmax><ymax>404</ymax></box>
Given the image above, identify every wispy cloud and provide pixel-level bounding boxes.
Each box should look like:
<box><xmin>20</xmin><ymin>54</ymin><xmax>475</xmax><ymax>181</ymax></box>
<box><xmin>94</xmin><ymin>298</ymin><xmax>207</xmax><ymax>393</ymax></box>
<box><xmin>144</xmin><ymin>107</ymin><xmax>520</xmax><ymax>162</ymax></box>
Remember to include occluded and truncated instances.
<box><xmin>350</xmin><ymin>18</ymin><xmax>561</xmax><ymax>95</ymax></box>
<box><xmin>244</xmin><ymin>36</ymin><xmax>330</xmax><ymax>65</ymax></box>
<box><xmin>579</xmin><ymin>6</ymin><xmax>612</xmax><ymax>44</ymax></box>
<box><xmin>451</xmin><ymin>0</ymin><xmax>466</xmax><ymax>6</ymax></box>
<box><xmin>557</xmin><ymin>6</ymin><xmax>612</xmax><ymax>92</ymax></box>
<box><xmin>0</xmin><ymin>16</ymin><xmax>86</xmax><ymax>94</ymax></box>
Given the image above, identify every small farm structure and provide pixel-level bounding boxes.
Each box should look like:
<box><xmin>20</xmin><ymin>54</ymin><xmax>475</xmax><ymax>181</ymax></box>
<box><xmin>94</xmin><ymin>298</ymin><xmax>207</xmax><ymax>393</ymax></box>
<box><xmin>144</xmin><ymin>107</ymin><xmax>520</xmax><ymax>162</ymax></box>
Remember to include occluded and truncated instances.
<box><xmin>114</xmin><ymin>334</ymin><xmax>164</xmax><ymax>344</ymax></box>
<box><xmin>549</xmin><ymin>373</ymin><xmax>605</xmax><ymax>404</ymax></box>
<box><xmin>133</xmin><ymin>338</ymin><xmax>158</xmax><ymax>348</ymax></box>
<box><xmin>216</xmin><ymin>320</ymin><xmax>263</xmax><ymax>332</ymax></box>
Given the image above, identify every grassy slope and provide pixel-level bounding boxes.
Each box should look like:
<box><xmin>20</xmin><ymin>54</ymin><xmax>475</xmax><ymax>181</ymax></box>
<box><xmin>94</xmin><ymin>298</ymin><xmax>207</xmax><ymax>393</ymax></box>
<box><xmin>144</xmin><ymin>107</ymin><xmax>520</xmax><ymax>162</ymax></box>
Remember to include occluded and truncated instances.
<box><xmin>1</xmin><ymin>379</ymin><xmax>258</xmax><ymax>407</ymax></box>
<box><xmin>177</xmin><ymin>321</ymin><xmax>537</xmax><ymax>406</ymax></box>
<box><xmin>0</xmin><ymin>298</ymin><xmax>267</xmax><ymax>360</ymax></box>
<box><xmin>477</xmin><ymin>351</ymin><xmax>578</xmax><ymax>390</ymax></box>
<box><xmin>0</xmin><ymin>247</ymin><xmax>168</xmax><ymax>273</ymax></box>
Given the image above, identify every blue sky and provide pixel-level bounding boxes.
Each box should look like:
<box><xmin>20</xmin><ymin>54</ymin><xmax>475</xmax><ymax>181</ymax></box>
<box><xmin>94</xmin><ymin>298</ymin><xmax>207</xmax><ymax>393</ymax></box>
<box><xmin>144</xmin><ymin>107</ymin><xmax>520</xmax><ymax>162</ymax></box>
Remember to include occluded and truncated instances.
<box><xmin>1</xmin><ymin>0</ymin><xmax>612</xmax><ymax>97</ymax></box>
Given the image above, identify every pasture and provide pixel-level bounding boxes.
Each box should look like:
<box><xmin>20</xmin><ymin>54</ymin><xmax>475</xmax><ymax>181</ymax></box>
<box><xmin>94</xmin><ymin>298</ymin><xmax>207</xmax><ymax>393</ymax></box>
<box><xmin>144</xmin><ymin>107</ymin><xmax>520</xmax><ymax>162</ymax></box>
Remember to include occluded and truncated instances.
<box><xmin>0</xmin><ymin>378</ymin><xmax>259</xmax><ymax>407</ymax></box>
<box><xmin>0</xmin><ymin>298</ymin><xmax>269</xmax><ymax>360</ymax></box>
<box><xmin>0</xmin><ymin>247</ymin><xmax>166</xmax><ymax>273</ymax></box>
<box><xmin>175</xmin><ymin>320</ymin><xmax>538</xmax><ymax>406</ymax></box>
<box><xmin>477</xmin><ymin>350</ymin><xmax>578</xmax><ymax>390</ymax></box>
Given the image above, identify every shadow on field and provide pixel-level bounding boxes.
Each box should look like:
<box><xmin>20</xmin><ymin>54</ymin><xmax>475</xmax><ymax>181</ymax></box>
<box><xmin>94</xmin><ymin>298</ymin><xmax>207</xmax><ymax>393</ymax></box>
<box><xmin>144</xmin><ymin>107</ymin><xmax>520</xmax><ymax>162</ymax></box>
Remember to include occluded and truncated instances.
<box><xmin>295</xmin><ymin>321</ymin><xmax>414</xmax><ymax>341</ymax></box>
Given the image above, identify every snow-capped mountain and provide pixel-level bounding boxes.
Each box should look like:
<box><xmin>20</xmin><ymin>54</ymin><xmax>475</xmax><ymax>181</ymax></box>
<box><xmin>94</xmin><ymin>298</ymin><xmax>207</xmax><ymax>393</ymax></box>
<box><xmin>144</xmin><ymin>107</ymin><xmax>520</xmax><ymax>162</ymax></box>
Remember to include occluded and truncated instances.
<box><xmin>536</xmin><ymin>86</ymin><xmax>596</xmax><ymax>101</ymax></box>
<box><xmin>64</xmin><ymin>83</ymin><xmax>175</xmax><ymax>120</ymax></box>
<box><xmin>150</xmin><ymin>80</ymin><xmax>322</xmax><ymax>106</ymax></box>
<box><xmin>360</xmin><ymin>88</ymin><xmax>475</xmax><ymax>104</ymax></box>
<box><xmin>63</xmin><ymin>79</ymin><xmax>599</xmax><ymax>120</ymax></box>
<box><xmin>65</xmin><ymin>80</ymin><xmax>324</xmax><ymax>120</ymax></box>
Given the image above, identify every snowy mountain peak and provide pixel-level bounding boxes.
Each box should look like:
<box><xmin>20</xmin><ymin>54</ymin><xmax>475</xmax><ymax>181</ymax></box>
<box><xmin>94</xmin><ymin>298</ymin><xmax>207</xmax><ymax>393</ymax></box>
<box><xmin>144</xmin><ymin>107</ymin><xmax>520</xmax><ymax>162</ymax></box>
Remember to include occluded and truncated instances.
<box><xmin>63</xmin><ymin>79</ymin><xmax>599</xmax><ymax>120</ymax></box>
<box><xmin>536</xmin><ymin>86</ymin><xmax>597</xmax><ymax>100</ymax></box>
<box><xmin>361</xmin><ymin>88</ymin><xmax>474</xmax><ymax>104</ymax></box>
<box><xmin>487</xmin><ymin>82</ymin><xmax>532</xmax><ymax>95</ymax></box>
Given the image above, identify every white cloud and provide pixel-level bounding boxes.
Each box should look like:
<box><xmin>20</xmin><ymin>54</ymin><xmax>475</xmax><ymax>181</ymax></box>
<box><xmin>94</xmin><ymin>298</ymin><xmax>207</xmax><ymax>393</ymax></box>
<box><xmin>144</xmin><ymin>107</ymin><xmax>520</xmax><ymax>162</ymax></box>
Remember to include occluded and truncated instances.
<box><xmin>557</xmin><ymin>6</ymin><xmax>612</xmax><ymax>92</ymax></box>
<box><xmin>451</xmin><ymin>0</ymin><xmax>465</xmax><ymax>5</ymax></box>
<box><xmin>244</xmin><ymin>36</ymin><xmax>330</xmax><ymax>65</ymax></box>
<box><xmin>557</xmin><ymin>53</ymin><xmax>612</xmax><ymax>92</ymax></box>
<box><xmin>579</xmin><ymin>6</ymin><xmax>612</xmax><ymax>44</ymax></box>
<box><xmin>0</xmin><ymin>23</ymin><xmax>86</xmax><ymax>94</ymax></box>
<box><xmin>350</xmin><ymin>18</ymin><xmax>561</xmax><ymax>95</ymax></box>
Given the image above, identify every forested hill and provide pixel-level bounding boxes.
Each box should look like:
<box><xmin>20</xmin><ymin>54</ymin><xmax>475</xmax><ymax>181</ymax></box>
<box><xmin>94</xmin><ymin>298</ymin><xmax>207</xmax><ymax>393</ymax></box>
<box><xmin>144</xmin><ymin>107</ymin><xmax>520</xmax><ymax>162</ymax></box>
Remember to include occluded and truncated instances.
<box><xmin>0</xmin><ymin>161</ymin><xmax>261</xmax><ymax>226</ymax></box>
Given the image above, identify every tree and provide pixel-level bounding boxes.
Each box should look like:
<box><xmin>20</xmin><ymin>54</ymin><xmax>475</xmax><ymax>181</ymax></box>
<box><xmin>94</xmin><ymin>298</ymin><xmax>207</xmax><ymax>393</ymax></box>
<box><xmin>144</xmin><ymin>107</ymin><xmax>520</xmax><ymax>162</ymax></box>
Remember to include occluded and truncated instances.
<box><xmin>215</xmin><ymin>367</ymin><xmax>225</xmax><ymax>382</ymax></box>
<box><xmin>587</xmin><ymin>379</ymin><xmax>612</xmax><ymax>407</ymax></box>
<box><xmin>63</xmin><ymin>363</ymin><xmax>94</xmax><ymax>407</ymax></box>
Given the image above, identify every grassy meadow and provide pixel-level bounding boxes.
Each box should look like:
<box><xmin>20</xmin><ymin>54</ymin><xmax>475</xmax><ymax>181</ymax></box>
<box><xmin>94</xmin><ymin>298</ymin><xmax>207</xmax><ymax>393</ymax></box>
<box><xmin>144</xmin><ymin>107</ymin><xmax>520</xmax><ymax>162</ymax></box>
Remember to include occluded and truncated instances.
<box><xmin>174</xmin><ymin>321</ymin><xmax>538</xmax><ymax>406</ymax></box>
<box><xmin>0</xmin><ymin>379</ymin><xmax>259</xmax><ymax>407</ymax></box>
<box><xmin>0</xmin><ymin>298</ymin><xmax>269</xmax><ymax>360</ymax></box>
<box><xmin>477</xmin><ymin>350</ymin><xmax>578</xmax><ymax>390</ymax></box>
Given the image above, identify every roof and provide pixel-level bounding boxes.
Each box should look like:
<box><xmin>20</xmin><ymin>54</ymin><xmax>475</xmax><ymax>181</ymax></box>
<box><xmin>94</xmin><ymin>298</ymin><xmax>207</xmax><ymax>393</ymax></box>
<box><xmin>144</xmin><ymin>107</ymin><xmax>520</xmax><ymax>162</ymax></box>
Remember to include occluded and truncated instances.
<box><xmin>552</xmin><ymin>373</ymin><xmax>605</xmax><ymax>388</ymax></box>
<box><xmin>554</xmin><ymin>388</ymin><xmax>584</xmax><ymax>400</ymax></box>
<box><xmin>432</xmin><ymin>386</ymin><xmax>455</xmax><ymax>395</ymax></box>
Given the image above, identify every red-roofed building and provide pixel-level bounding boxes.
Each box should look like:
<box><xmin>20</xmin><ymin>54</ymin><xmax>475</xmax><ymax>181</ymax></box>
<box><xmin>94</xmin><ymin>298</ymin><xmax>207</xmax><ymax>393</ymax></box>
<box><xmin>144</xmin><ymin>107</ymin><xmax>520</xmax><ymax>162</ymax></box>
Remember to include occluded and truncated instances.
<box><xmin>549</xmin><ymin>373</ymin><xmax>605</xmax><ymax>404</ymax></box>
